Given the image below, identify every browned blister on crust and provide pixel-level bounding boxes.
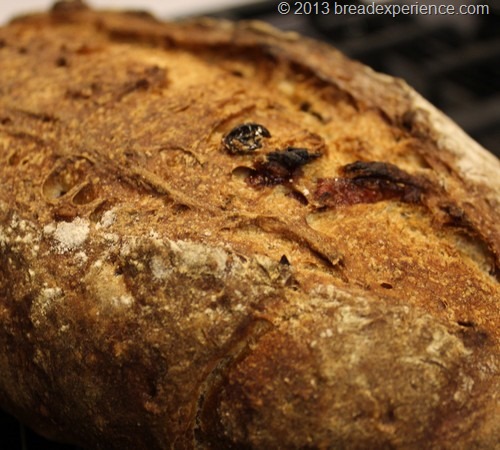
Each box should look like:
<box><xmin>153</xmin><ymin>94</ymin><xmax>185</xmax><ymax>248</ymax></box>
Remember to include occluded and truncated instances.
<box><xmin>0</xmin><ymin>3</ymin><xmax>499</xmax><ymax>449</ymax></box>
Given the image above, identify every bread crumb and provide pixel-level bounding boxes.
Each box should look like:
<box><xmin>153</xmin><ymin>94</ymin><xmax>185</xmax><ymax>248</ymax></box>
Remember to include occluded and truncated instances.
<box><xmin>0</xmin><ymin>229</ymin><xmax>7</xmax><ymax>247</ymax></box>
<box><xmin>14</xmin><ymin>232</ymin><xmax>34</xmax><ymax>244</ymax></box>
<box><xmin>278</xmin><ymin>80</ymin><xmax>295</xmax><ymax>96</ymax></box>
<box><xmin>453</xmin><ymin>375</ymin><xmax>474</xmax><ymax>404</ymax></box>
<box><xmin>31</xmin><ymin>287</ymin><xmax>63</xmax><ymax>327</ymax></box>
<box><xmin>43</xmin><ymin>223</ymin><xmax>56</xmax><ymax>235</ymax></box>
<box><xmin>75</xmin><ymin>251</ymin><xmax>88</xmax><ymax>264</ymax></box>
<box><xmin>426</xmin><ymin>328</ymin><xmax>471</xmax><ymax>358</ymax></box>
<box><xmin>99</xmin><ymin>209</ymin><xmax>116</xmax><ymax>229</ymax></box>
<box><xmin>53</xmin><ymin>218</ymin><xmax>90</xmax><ymax>253</ymax></box>
<box><xmin>113</xmin><ymin>295</ymin><xmax>134</xmax><ymax>307</ymax></box>
<box><xmin>320</xmin><ymin>328</ymin><xmax>333</xmax><ymax>338</ymax></box>
<box><xmin>171</xmin><ymin>240</ymin><xmax>228</xmax><ymax>273</ymax></box>
<box><xmin>41</xmin><ymin>287</ymin><xmax>62</xmax><ymax>301</ymax></box>
<box><xmin>234</xmin><ymin>303</ymin><xmax>245</xmax><ymax>312</ymax></box>
<box><xmin>104</xmin><ymin>233</ymin><xmax>119</xmax><ymax>243</ymax></box>
<box><xmin>151</xmin><ymin>255</ymin><xmax>169</xmax><ymax>280</ymax></box>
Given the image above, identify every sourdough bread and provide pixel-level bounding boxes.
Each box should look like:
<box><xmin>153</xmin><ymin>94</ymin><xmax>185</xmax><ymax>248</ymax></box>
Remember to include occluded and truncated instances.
<box><xmin>0</xmin><ymin>2</ymin><xmax>499</xmax><ymax>449</ymax></box>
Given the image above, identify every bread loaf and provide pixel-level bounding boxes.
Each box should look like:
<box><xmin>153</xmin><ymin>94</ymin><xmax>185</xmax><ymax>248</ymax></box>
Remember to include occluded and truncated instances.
<box><xmin>0</xmin><ymin>2</ymin><xmax>498</xmax><ymax>448</ymax></box>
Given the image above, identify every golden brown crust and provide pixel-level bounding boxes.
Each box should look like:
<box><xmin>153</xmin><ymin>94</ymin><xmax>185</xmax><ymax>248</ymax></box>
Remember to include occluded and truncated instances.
<box><xmin>0</xmin><ymin>3</ymin><xmax>498</xmax><ymax>449</ymax></box>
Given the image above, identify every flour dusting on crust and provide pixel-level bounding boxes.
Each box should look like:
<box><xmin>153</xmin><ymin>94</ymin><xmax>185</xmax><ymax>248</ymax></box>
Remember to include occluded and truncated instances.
<box><xmin>52</xmin><ymin>218</ymin><xmax>90</xmax><ymax>253</ymax></box>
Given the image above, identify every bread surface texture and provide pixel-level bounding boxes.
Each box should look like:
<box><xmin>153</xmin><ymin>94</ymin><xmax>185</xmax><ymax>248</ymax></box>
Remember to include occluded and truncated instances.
<box><xmin>0</xmin><ymin>2</ymin><xmax>499</xmax><ymax>449</ymax></box>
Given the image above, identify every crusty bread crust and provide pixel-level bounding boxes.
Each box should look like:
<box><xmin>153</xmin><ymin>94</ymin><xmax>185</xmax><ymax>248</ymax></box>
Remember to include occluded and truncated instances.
<box><xmin>0</xmin><ymin>3</ymin><xmax>498</xmax><ymax>449</ymax></box>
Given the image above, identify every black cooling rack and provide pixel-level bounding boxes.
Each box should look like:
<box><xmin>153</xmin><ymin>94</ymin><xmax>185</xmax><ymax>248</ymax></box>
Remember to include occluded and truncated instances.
<box><xmin>1</xmin><ymin>1</ymin><xmax>499</xmax><ymax>448</ymax></box>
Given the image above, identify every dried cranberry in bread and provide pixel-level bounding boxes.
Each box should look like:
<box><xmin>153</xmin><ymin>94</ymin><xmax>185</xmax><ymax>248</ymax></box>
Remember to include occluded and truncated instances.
<box><xmin>0</xmin><ymin>2</ymin><xmax>498</xmax><ymax>449</ymax></box>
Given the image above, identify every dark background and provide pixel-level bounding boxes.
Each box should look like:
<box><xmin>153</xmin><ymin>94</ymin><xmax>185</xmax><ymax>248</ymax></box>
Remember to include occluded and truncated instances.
<box><xmin>1</xmin><ymin>1</ymin><xmax>498</xmax><ymax>449</ymax></box>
